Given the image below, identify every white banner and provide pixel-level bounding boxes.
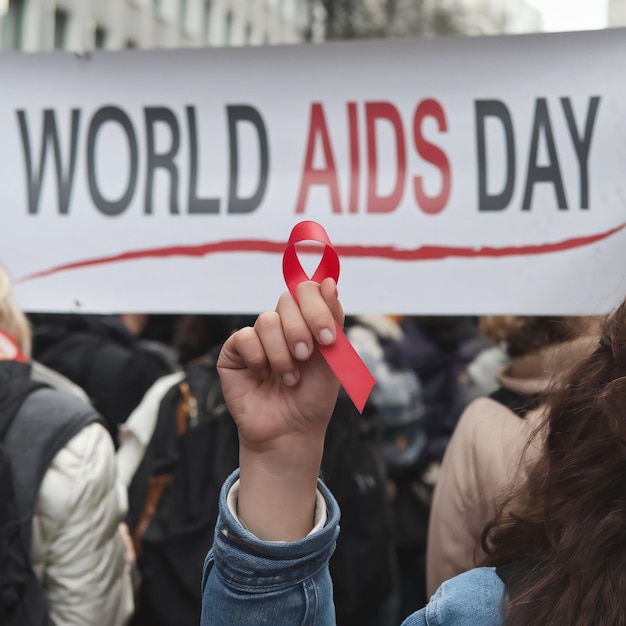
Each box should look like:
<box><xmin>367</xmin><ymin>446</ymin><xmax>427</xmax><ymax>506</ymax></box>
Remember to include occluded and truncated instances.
<box><xmin>2</xmin><ymin>28</ymin><xmax>626</xmax><ymax>315</ymax></box>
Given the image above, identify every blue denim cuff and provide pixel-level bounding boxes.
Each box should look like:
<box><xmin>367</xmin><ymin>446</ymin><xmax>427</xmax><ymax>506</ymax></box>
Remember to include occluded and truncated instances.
<box><xmin>204</xmin><ymin>469</ymin><xmax>340</xmax><ymax>591</ymax></box>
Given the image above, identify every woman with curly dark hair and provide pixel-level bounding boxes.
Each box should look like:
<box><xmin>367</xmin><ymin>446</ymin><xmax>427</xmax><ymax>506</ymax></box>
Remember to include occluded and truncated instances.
<box><xmin>479</xmin><ymin>304</ymin><xmax>626</xmax><ymax>625</ymax></box>
<box><xmin>426</xmin><ymin>313</ymin><xmax>602</xmax><ymax>596</ymax></box>
<box><xmin>199</xmin><ymin>279</ymin><xmax>625</xmax><ymax>625</ymax></box>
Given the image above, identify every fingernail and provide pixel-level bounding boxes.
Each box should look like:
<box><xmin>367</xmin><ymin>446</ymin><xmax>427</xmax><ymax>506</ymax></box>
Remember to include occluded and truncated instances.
<box><xmin>294</xmin><ymin>342</ymin><xmax>309</xmax><ymax>360</ymax></box>
<box><xmin>282</xmin><ymin>372</ymin><xmax>298</xmax><ymax>387</ymax></box>
<box><xmin>319</xmin><ymin>328</ymin><xmax>334</xmax><ymax>345</ymax></box>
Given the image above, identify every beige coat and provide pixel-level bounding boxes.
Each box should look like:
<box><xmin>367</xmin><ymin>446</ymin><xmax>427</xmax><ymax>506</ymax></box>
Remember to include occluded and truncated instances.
<box><xmin>425</xmin><ymin>335</ymin><xmax>598</xmax><ymax>597</ymax></box>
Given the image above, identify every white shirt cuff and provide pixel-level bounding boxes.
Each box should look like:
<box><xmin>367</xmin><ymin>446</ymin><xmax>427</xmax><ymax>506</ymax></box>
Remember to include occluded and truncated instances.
<box><xmin>226</xmin><ymin>478</ymin><xmax>328</xmax><ymax>542</ymax></box>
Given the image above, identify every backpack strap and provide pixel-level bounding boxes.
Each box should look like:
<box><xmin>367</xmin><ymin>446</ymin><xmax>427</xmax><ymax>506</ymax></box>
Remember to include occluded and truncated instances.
<box><xmin>495</xmin><ymin>561</ymin><xmax>521</xmax><ymax>588</ymax></box>
<box><xmin>3</xmin><ymin>368</ymin><xmax>103</xmax><ymax>550</ymax></box>
<box><xmin>0</xmin><ymin>361</ymin><xmax>47</xmax><ymax>442</ymax></box>
<box><xmin>132</xmin><ymin>473</ymin><xmax>173</xmax><ymax>558</ymax></box>
<box><xmin>489</xmin><ymin>387</ymin><xmax>540</xmax><ymax>419</ymax></box>
<box><xmin>495</xmin><ymin>556</ymin><xmax>541</xmax><ymax>596</ymax></box>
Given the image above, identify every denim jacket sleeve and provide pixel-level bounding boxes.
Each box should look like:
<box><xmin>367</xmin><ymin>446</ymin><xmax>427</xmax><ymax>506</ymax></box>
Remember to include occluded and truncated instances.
<box><xmin>201</xmin><ymin>470</ymin><xmax>341</xmax><ymax>626</ymax></box>
<box><xmin>401</xmin><ymin>567</ymin><xmax>506</xmax><ymax>626</ymax></box>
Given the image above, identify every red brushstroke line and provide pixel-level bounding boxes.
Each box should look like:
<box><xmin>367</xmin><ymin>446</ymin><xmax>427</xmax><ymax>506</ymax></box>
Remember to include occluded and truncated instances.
<box><xmin>18</xmin><ymin>222</ymin><xmax>626</xmax><ymax>284</ymax></box>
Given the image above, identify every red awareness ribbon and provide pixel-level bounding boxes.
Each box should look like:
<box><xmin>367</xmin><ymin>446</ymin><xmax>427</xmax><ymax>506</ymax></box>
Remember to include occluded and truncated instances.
<box><xmin>282</xmin><ymin>221</ymin><xmax>375</xmax><ymax>413</ymax></box>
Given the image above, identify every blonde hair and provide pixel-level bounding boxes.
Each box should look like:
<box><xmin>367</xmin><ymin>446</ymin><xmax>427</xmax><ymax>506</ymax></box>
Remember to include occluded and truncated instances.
<box><xmin>0</xmin><ymin>265</ymin><xmax>32</xmax><ymax>358</ymax></box>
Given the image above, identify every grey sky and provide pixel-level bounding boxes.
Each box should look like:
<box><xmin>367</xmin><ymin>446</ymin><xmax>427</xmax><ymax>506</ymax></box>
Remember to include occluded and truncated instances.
<box><xmin>526</xmin><ymin>0</ymin><xmax>609</xmax><ymax>31</ymax></box>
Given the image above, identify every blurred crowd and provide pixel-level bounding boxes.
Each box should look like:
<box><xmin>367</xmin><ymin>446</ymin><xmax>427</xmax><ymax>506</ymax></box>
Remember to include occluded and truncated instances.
<box><xmin>0</xmin><ymin>264</ymin><xmax>605</xmax><ymax>625</ymax></box>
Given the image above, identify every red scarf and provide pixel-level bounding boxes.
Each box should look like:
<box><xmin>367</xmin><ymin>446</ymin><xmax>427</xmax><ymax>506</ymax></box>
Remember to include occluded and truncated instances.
<box><xmin>0</xmin><ymin>330</ymin><xmax>28</xmax><ymax>362</ymax></box>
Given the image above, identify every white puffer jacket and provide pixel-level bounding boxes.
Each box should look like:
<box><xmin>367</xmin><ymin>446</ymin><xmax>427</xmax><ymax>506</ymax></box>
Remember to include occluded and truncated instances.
<box><xmin>31</xmin><ymin>420</ymin><xmax>134</xmax><ymax>625</ymax></box>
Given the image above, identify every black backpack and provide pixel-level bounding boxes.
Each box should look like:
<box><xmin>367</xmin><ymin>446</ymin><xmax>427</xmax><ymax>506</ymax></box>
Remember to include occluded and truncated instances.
<box><xmin>127</xmin><ymin>350</ymin><xmax>240</xmax><ymax>626</ymax></box>
<box><xmin>0</xmin><ymin>362</ymin><xmax>49</xmax><ymax>625</ymax></box>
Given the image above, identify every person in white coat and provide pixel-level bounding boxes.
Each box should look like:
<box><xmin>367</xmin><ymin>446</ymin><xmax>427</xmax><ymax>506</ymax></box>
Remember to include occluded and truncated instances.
<box><xmin>0</xmin><ymin>264</ymin><xmax>133</xmax><ymax>626</ymax></box>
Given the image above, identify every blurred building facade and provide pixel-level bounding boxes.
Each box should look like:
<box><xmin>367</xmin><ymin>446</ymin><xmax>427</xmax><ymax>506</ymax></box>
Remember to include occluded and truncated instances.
<box><xmin>453</xmin><ymin>0</ymin><xmax>542</xmax><ymax>34</ymax></box>
<box><xmin>385</xmin><ymin>0</ymin><xmax>543</xmax><ymax>36</ymax></box>
<box><xmin>0</xmin><ymin>0</ymin><xmax>308</xmax><ymax>52</ymax></box>
<box><xmin>307</xmin><ymin>0</ymin><xmax>542</xmax><ymax>40</ymax></box>
<box><xmin>0</xmin><ymin>0</ymin><xmax>545</xmax><ymax>51</ymax></box>
<box><xmin>609</xmin><ymin>0</ymin><xmax>626</xmax><ymax>26</ymax></box>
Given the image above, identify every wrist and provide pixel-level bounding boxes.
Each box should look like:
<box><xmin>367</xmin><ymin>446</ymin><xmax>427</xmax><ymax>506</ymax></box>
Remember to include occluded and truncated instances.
<box><xmin>238</xmin><ymin>437</ymin><xmax>325</xmax><ymax>541</ymax></box>
<box><xmin>239</xmin><ymin>431</ymin><xmax>325</xmax><ymax>471</ymax></box>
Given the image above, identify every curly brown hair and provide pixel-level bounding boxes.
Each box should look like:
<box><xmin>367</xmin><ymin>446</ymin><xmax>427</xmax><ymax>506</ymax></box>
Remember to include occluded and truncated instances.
<box><xmin>480</xmin><ymin>305</ymin><xmax>626</xmax><ymax>624</ymax></box>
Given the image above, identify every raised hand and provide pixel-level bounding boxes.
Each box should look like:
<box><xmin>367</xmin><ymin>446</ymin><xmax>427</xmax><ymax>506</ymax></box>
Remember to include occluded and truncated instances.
<box><xmin>217</xmin><ymin>277</ymin><xmax>343</xmax><ymax>450</ymax></box>
<box><xmin>216</xmin><ymin>277</ymin><xmax>343</xmax><ymax>541</ymax></box>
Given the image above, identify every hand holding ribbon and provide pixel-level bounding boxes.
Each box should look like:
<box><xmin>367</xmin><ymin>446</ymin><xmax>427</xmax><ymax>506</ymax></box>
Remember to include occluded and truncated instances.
<box><xmin>282</xmin><ymin>221</ymin><xmax>375</xmax><ymax>413</ymax></box>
